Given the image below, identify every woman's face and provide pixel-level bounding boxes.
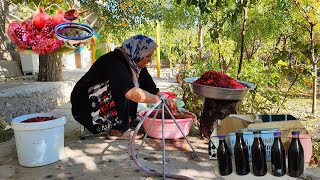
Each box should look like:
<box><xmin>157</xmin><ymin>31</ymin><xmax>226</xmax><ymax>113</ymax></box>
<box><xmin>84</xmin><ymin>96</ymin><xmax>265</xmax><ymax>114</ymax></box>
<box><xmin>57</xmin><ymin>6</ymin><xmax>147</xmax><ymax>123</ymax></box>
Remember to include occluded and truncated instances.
<box><xmin>137</xmin><ymin>51</ymin><xmax>154</xmax><ymax>68</ymax></box>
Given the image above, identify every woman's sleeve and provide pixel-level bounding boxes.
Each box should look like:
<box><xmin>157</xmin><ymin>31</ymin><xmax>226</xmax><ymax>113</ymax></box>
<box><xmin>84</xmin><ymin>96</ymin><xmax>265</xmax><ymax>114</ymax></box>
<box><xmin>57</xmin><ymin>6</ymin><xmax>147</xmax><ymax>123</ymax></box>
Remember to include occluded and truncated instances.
<box><xmin>107</xmin><ymin>58</ymin><xmax>135</xmax><ymax>101</ymax></box>
<box><xmin>139</xmin><ymin>68</ymin><xmax>159</xmax><ymax>95</ymax></box>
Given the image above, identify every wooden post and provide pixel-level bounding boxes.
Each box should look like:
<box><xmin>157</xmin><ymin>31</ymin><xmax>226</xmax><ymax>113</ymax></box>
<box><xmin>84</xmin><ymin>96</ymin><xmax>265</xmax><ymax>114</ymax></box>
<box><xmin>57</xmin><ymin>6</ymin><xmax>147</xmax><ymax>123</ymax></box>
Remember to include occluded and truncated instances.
<box><xmin>105</xmin><ymin>37</ymin><xmax>110</xmax><ymax>53</ymax></box>
<box><xmin>168</xmin><ymin>45</ymin><xmax>172</xmax><ymax>70</ymax></box>
<box><xmin>75</xmin><ymin>50</ymin><xmax>81</xmax><ymax>68</ymax></box>
<box><xmin>155</xmin><ymin>21</ymin><xmax>161</xmax><ymax>78</ymax></box>
<box><xmin>90</xmin><ymin>38</ymin><xmax>96</xmax><ymax>64</ymax></box>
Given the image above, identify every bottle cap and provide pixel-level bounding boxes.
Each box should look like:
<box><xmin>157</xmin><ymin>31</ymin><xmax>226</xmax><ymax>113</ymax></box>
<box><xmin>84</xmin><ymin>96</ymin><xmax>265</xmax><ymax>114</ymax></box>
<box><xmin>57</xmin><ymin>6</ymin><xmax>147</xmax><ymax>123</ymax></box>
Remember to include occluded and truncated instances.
<box><xmin>292</xmin><ymin>131</ymin><xmax>300</xmax><ymax>135</ymax></box>
<box><xmin>218</xmin><ymin>135</ymin><xmax>225</xmax><ymax>139</ymax></box>
<box><xmin>253</xmin><ymin>131</ymin><xmax>261</xmax><ymax>134</ymax></box>
<box><xmin>274</xmin><ymin>131</ymin><xmax>281</xmax><ymax>136</ymax></box>
<box><xmin>235</xmin><ymin>132</ymin><xmax>243</xmax><ymax>136</ymax></box>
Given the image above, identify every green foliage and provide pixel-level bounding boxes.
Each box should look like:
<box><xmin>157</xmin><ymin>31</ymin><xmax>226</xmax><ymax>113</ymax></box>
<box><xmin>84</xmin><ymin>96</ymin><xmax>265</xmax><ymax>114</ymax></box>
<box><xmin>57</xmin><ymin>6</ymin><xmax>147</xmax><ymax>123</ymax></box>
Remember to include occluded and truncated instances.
<box><xmin>95</xmin><ymin>44</ymin><xmax>106</xmax><ymax>60</ymax></box>
<box><xmin>180</xmin><ymin>57</ymin><xmax>312</xmax><ymax>116</ymax></box>
<box><xmin>238</xmin><ymin>59</ymin><xmax>284</xmax><ymax>114</ymax></box>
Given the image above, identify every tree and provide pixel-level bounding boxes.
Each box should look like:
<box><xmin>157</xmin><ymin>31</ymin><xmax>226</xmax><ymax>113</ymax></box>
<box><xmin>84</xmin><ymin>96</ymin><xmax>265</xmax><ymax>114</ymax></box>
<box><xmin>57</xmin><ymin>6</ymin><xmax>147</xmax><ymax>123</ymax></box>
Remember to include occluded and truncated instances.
<box><xmin>0</xmin><ymin>0</ymin><xmax>16</xmax><ymax>61</ymax></box>
<box><xmin>228</xmin><ymin>0</ymin><xmax>259</xmax><ymax>79</ymax></box>
<box><xmin>291</xmin><ymin>0</ymin><xmax>320</xmax><ymax>114</ymax></box>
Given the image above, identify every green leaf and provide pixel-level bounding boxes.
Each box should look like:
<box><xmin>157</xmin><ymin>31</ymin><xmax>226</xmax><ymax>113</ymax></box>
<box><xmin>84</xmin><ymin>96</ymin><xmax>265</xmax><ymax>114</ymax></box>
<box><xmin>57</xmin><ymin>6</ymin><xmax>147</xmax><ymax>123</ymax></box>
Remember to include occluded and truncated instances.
<box><xmin>191</xmin><ymin>0</ymin><xmax>198</xmax><ymax>5</ymax></box>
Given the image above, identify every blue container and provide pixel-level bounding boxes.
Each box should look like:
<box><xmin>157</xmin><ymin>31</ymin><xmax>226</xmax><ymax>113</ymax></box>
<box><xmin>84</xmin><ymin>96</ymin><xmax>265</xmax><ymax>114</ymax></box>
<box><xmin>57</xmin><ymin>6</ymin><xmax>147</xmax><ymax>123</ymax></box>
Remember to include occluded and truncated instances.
<box><xmin>228</xmin><ymin>128</ymin><xmax>279</xmax><ymax>161</ymax></box>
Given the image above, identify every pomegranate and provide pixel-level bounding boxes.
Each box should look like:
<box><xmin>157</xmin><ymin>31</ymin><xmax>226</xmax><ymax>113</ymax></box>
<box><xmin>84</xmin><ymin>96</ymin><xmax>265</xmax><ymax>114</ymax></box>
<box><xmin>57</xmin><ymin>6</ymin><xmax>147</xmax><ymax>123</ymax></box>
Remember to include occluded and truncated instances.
<box><xmin>39</xmin><ymin>19</ymin><xmax>55</xmax><ymax>38</ymax></box>
<box><xmin>32</xmin><ymin>38</ymin><xmax>63</xmax><ymax>55</ymax></box>
<box><xmin>7</xmin><ymin>21</ymin><xmax>38</xmax><ymax>49</ymax></box>
<box><xmin>52</xmin><ymin>9</ymin><xmax>69</xmax><ymax>26</ymax></box>
<box><xmin>32</xmin><ymin>19</ymin><xmax>63</xmax><ymax>54</ymax></box>
<box><xmin>32</xmin><ymin>7</ymin><xmax>51</xmax><ymax>30</ymax></box>
<box><xmin>8</xmin><ymin>20</ymin><xmax>63</xmax><ymax>54</ymax></box>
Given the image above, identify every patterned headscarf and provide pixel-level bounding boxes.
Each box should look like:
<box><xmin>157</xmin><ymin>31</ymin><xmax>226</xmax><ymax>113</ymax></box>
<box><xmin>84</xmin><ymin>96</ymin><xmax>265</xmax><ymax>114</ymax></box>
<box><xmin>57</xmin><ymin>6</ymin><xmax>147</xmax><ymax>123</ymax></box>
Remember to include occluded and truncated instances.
<box><xmin>120</xmin><ymin>35</ymin><xmax>158</xmax><ymax>86</ymax></box>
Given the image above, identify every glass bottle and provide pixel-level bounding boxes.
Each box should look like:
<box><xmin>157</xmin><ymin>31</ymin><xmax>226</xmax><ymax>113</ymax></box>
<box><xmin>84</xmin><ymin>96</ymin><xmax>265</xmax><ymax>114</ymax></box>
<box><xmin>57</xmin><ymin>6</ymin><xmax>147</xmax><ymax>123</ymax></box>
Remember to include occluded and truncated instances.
<box><xmin>217</xmin><ymin>135</ymin><xmax>232</xmax><ymax>176</ymax></box>
<box><xmin>271</xmin><ymin>131</ymin><xmax>286</xmax><ymax>176</ymax></box>
<box><xmin>251</xmin><ymin>131</ymin><xmax>267</xmax><ymax>176</ymax></box>
<box><xmin>288</xmin><ymin>131</ymin><xmax>304</xmax><ymax>177</ymax></box>
<box><xmin>234</xmin><ymin>132</ymin><xmax>250</xmax><ymax>175</ymax></box>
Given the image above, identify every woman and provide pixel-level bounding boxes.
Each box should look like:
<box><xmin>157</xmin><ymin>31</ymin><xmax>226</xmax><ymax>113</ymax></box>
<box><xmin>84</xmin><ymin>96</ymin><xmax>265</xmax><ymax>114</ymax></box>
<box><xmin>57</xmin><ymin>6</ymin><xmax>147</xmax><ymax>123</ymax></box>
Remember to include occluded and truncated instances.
<box><xmin>71</xmin><ymin>35</ymin><xmax>175</xmax><ymax>138</ymax></box>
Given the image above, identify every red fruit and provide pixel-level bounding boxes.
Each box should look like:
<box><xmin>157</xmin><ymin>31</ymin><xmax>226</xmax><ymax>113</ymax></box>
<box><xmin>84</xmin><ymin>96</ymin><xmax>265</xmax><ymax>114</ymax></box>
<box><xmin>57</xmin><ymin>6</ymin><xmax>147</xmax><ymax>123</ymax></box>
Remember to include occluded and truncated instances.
<box><xmin>39</xmin><ymin>19</ymin><xmax>55</xmax><ymax>38</ymax></box>
<box><xmin>7</xmin><ymin>22</ymin><xmax>27</xmax><ymax>49</ymax></box>
<box><xmin>7</xmin><ymin>21</ymin><xmax>38</xmax><ymax>49</ymax></box>
<box><xmin>32</xmin><ymin>38</ymin><xmax>63</xmax><ymax>55</ymax></box>
<box><xmin>52</xmin><ymin>9</ymin><xmax>70</xmax><ymax>26</ymax></box>
<box><xmin>32</xmin><ymin>7</ymin><xmax>51</xmax><ymax>31</ymax></box>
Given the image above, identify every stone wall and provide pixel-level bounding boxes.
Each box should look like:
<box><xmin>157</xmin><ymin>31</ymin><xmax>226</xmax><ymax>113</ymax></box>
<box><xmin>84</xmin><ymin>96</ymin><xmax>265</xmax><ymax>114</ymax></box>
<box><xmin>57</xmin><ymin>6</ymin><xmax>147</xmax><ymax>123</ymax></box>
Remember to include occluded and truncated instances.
<box><xmin>0</xmin><ymin>81</ymin><xmax>75</xmax><ymax>123</ymax></box>
<box><xmin>0</xmin><ymin>50</ymin><xmax>22</xmax><ymax>78</ymax></box>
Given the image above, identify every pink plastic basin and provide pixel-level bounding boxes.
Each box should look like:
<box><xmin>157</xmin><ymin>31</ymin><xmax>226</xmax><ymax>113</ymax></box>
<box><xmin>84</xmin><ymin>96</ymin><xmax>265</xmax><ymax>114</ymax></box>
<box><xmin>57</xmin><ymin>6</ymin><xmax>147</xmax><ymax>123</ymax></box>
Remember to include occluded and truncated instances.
<box><xmin>138</xmin><ymin>110</ymin><xmax>196</xmax><ymax>139</ymax></box>
<box><xmin>288</xmin><ymin>134</ymin><xmax>312</xmax><ymax>163</ymax></box>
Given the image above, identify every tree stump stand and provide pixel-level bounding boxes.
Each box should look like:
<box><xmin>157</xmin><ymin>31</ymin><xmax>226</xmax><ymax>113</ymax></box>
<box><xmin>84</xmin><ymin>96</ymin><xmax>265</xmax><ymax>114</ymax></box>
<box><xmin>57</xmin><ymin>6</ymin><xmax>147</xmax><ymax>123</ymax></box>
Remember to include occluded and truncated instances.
<box><xmin>200</xmin><ymin>98</ymin><xmax>240</xmax><ymax>139</ymax></box>
<box><xmin>38</xmin><ymin>53</ymin><xmax>62</xmax><ymax>82</ymax></box>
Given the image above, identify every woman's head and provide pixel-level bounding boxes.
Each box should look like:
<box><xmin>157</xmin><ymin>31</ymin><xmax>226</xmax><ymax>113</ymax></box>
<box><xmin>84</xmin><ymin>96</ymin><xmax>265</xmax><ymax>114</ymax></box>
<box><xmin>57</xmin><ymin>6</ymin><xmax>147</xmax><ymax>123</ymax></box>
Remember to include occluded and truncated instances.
<box><xmin>122</xmin><ymin>35</ymin><xmax>158</xmax><ymax>68</ymax></box>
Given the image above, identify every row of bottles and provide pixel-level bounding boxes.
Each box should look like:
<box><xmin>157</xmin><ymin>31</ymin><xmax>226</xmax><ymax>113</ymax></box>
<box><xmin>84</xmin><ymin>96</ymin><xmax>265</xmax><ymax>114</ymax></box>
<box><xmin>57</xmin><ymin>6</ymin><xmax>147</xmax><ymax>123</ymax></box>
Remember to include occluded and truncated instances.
<box><xmin>216</xmin><ymin>131</ymin><xmax>304</xmax><ymax>177</ymax></box>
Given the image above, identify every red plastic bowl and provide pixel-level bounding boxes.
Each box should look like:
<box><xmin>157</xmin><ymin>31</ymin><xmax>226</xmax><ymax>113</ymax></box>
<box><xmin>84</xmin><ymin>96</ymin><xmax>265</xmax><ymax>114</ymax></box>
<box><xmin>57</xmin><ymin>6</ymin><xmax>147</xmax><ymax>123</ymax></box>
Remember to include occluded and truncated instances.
<box><xmin>138</xmin><ymin>110</ymin><xmax>196</xmax><ymax>139</ymax></box>
<box><xmin>160</xmin><ymin>92</ymin><xmax>177</xmax><ymax>98</ymax></box>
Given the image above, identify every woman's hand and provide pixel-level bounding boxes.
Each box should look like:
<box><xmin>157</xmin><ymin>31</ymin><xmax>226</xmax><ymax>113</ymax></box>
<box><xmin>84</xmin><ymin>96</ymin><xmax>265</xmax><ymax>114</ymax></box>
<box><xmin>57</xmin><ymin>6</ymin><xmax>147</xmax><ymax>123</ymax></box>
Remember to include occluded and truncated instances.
<box><xmin>164</xmin><ymin>97</ymin><xmax>177</xmax><ymax>109</ymax></box>
<box><xmin>162</xmin><ymin>97</ymin><xmax>182</xmax><ymax>115</ymax></box>
<box><xmin>157</xmin><ymin>92</ymin><xmax>178</xmax><ymax>111</ymax></box>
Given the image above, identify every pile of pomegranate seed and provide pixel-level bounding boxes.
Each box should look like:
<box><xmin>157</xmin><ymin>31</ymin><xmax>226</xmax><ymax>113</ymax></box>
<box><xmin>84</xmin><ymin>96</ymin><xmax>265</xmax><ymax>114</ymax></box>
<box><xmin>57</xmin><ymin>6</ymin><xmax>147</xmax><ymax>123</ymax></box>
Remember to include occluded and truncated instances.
<box><xmin>21</xmin><ymin>116</ymin><xmax>56</xmax><ymax>123</ymax></box>
<box><xmin>194</xmin><ymin>70</ymin><xmax>247</xmax><ymax>89</ymax></box>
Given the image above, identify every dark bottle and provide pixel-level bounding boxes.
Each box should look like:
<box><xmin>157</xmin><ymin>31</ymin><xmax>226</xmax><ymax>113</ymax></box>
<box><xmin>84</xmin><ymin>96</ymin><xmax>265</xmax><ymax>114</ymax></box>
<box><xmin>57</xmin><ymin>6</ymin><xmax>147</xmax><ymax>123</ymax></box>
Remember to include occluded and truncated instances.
<box><xmin>217</xmin><ymin>135</ymin><xmax>232</xmax><ymax>176</ymax></box>
<box><xmin>251</xmin><ymin>131</ymin><xmax>267</xmax><ymax>176</ymax></box>
<box><xmin>234</xmin><ymin>132</ymin><xmax>250</xmax><ymax>175</ymax></box>
<box><xmin>271</xmin><ymin>131</ymin><xmax>286</xmax><ymax>176</ymax></box>
<box><xmin>288</xmin><ymin>131</ymin><xmax>304</xmax><ymax>177</ymax></box>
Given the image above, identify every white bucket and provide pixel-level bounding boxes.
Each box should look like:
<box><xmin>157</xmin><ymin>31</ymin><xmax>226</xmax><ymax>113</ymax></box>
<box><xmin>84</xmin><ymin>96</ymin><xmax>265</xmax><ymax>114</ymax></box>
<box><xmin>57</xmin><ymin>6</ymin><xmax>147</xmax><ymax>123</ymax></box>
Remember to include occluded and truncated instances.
<box><xmin>11</xmin><ymin>112</ymin><xmax>66</xmax><ymax>167</ymax></box>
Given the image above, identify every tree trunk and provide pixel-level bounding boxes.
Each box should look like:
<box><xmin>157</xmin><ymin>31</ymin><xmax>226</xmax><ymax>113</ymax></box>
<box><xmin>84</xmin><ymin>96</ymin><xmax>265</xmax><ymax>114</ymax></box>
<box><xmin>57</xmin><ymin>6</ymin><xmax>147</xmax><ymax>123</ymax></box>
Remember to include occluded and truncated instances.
<box><xmin>0</xmin><ymin>0</ymin><xmax>12</xmax><ymax>61</ymax></box>
<box><xmin>38</xmin><ymin>53</ymin><xmax>63</xmax><ymax>82</ymax></box>
<box><xmin>218</xmin><ymin>37</ymin><xmax>222</xmax><ymax>71</ymax></box>
<box><xmin>237</xmin><ymin>4</ymin><xmax>247</xmax><ymax>79</ymax></box>
<box><xmin>311</xmin><ymin>24</ymin><xmax>317</xmax><ymax>114</ymax></box>
<box><xmin>185</xmin><ymin>36</ymin><xmax>191</xmax><ymax>69</ymax></box>
<box><xmin>197</xmin><ymin>23</ymin><xmax>203</xmax><ymax>61</ymax></box>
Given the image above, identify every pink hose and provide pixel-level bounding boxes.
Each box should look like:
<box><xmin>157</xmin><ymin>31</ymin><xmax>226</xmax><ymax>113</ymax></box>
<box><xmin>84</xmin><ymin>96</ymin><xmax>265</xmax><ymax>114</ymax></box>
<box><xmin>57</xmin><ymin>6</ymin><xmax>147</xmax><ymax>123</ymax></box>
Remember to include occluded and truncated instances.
<box><xmin>130</xmin><ymin>101</ymin><xmax>195</xmax><ymax>180</ymax></box>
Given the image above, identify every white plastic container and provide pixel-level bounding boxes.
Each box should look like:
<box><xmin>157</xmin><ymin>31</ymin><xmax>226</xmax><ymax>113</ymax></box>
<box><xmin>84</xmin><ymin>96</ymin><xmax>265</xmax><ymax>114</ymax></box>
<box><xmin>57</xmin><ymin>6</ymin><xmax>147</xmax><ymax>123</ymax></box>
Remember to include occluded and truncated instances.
<box><xmin>19</xmin><ymin>52</ymin><xmax>39</xmax><ymax>75</ymax></box>
<box><xmin>11</xmin><ymin>112</ymin><xmax>66</xmax><ymax>167</ymax></box>
<box><xmin>62</xmin><ymin>52</ymin><xmax>76</xmax><ymax>70</ymax></box>
<box><xmin>209</xmin><ymin>129</ymin><xmax>218</xmax><ymax>160</ymax></box>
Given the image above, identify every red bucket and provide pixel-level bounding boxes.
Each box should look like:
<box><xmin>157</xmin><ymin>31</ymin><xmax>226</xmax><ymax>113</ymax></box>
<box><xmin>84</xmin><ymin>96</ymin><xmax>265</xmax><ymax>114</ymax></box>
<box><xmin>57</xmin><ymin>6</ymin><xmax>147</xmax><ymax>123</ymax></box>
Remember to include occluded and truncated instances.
<box><xmin>288</xmin><ymin>134</ymin><xmax>312</xmax><ymax>163</ymax></box>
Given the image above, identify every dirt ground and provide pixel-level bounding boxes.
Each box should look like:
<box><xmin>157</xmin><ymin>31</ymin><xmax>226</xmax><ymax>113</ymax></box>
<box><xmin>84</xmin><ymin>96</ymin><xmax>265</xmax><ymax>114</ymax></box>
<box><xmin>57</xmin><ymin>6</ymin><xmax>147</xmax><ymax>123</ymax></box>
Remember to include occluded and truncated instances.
<box><xmin>1</xmin><ymin>132</ymin><xmax>220</xmax><ymax>180</ymax></box>
<box><xmin>1</xmin><ymin>69</ymin><xmax>320</xmax><ymax>179</ymax></box>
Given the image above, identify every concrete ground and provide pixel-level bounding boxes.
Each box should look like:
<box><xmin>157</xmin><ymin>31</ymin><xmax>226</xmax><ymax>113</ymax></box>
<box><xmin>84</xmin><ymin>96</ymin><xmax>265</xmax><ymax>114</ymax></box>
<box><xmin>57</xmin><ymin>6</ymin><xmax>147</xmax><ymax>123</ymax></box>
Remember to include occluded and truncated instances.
<box><xmin>0</xmin><ymin>68</ymin><xmax>318</xmax><ymax>180</ymax></box>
